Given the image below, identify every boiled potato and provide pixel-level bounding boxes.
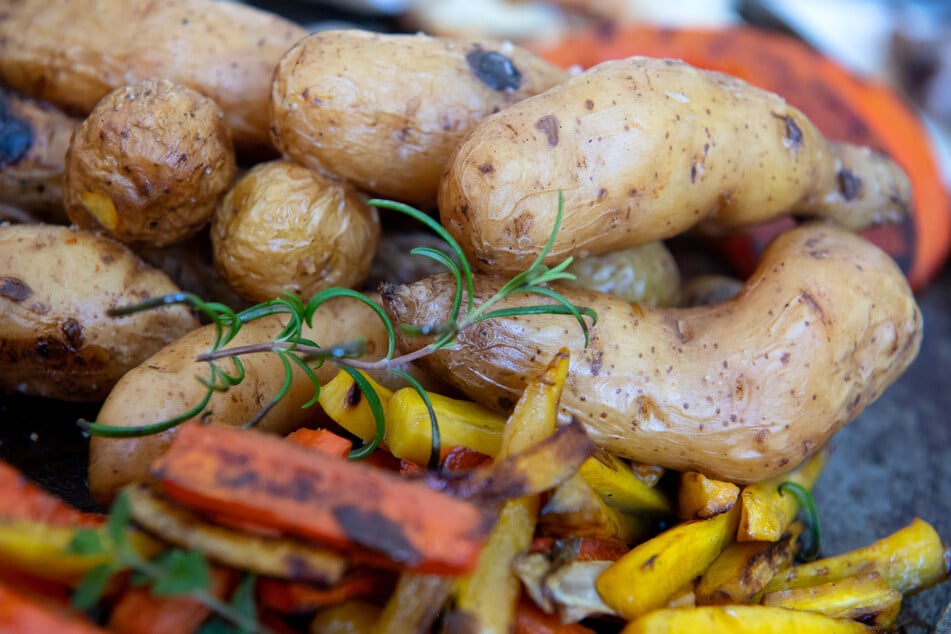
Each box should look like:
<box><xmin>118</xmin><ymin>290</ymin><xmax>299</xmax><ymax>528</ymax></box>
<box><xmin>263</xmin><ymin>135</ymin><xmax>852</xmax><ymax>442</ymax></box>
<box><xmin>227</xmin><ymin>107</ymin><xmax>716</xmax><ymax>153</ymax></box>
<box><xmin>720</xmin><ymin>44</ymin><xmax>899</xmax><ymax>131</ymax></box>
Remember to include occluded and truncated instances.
<box><xmin>210</xmin><ymin>160</ymin><xmax>380</xmax><ymax>303</ymax></box>
<box><xmin>87</xmin><ymin>296</ymin><xmax>391</xmax><ymax>503</ymax></box>
<box><xmin>0</xmin><ymin>223</ymin><xmax>199</xmax><ymax>402</ymax></box>
<box><xmin>381</xmin><ymin>223</ymin><xmax>921</xmax><ymax>483</ymax></box>
<box><xmin>269</xmin><ymin>29</ymin><xmax>569</xmax><ymax>207</ymax></box>
<box><xmin>64</xmin><ymin>79</ymin><xmax>236</xmax><ymax>248</ymax></box>
<box><xmin>0</xmin><ymin>0</ymin><xmax>306</xmax><ymax>158</ymax></box>
<box><xmin>439</xmin><ymin>56</ymin><xmax>912</xmax><ymax>274</ymax></box>
<box><xmin>0</xmin><ymin>88</ymin><xmax>78</xmax><ymax>224</ymax></box>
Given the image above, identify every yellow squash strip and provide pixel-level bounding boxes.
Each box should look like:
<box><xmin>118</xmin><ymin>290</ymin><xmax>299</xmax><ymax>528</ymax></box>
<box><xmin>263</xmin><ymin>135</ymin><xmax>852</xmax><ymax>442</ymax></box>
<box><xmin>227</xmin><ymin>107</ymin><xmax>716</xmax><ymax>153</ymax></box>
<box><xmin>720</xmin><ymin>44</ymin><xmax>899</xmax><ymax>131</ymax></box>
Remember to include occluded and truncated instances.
<box><xmin>620</xmin><ymin>605</ymin><xmax>875</xmax><ymax>633</ymax></box>
<box><xmin>762</xmin><ymin>572</ymin><xmax>902</xmax><ymax>630</ymax></box>
<box><xmin>738</xmin><ymin>450</ymin><xmax>827</xmax><ymax>542</ymax></box>
<box><xmin>375</xmin><ymin>573</ymin><xmax>454</xmax><ymax>634</ymax></box>
<box><xmin>317</xmin><ymin>370</ymin><xmax>393</xmax><ymax>441</ymax></box>
<box><xmin>451</xmin><ymin>349</ymin><xmax>570</xmax><ymax>634</ymax></box>
<box><xmin>764</xmin><ymin>518</ymin><xmax>951</xmax><ymax>595</ymax></box>
<box><xmin>385</xmin><ymin>388</ymin><xmax>507</xmax><ymax>463</ymax></box>
<box><xmin>579</xmin><ymin>450</ymin><xmax>674</xmax><ymax>517</ymax></box>
<box><xmin>695</xmin><ymin>523</ymin><xmax>802</xmax><ymax>605</ymax></box>
<box><xmin>678</xmin><ymin>472</ymin><xmax>741</xmax><ymax>520</ymax></box>
<box><xmin>0</xmin><ymin>516</ymin><xmax>159</xmax><ymax>586</ymax></box>
<box><xmin>596</xmin><ymin>504</ymin><xmax>741</xmax><ymax>620</ymax></box>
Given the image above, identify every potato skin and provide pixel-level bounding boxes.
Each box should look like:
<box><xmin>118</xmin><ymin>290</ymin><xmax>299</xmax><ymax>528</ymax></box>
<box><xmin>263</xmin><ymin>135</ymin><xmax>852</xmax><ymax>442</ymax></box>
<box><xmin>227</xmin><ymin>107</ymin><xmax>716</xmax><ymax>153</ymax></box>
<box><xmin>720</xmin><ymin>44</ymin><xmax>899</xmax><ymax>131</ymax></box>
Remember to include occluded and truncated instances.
<box><xmin>0</xmin><ymin>0</ymin><xmax>306</xmax><ymax>158</ymax></box>
<box><xmin>211</xmin><ymin>160</ymin><xmax>380</xmax><ymax>303</ymax></box>
<box><xmin>0</xmin><ymin>224</ymin><xmax>199</xmax><ymax>402</ymax></box>
<box><xmin>382</xmin><ymin>224</ymin><xmax>921</xmax><ymax>483</ymax></box>
<box><xmin>270</xmin><ymin>29</ymin><xmax>569</xmax><ymax>206</ymax></box>
<box><xmin>439</xmin><ymin>56</ymin><xmax>911</xmax><ymax>274</ymax></box>
<box><xmin>87</xmin><ymin>297</ymin><xmax>391</xmax><ymax>503</ymax></box>
<box><xmin>0</xmin><ymin>89</ymin><xmax>78</xmax><ymax>223</ymax></box>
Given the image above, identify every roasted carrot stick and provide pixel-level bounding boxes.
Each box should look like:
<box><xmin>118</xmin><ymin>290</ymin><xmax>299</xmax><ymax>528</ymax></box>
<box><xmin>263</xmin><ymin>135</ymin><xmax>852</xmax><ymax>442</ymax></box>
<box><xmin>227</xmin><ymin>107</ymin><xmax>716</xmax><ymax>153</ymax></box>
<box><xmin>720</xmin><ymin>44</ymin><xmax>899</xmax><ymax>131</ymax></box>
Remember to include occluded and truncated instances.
<box><xmin>256</xmin><ymin>569</ymin><xmax>395</xmax><ymax>615</ymax></box>
<box><xmin>150</xmin><ymin>422</ymin><xmax>495</xmax><ymax>575</ymax></box>
<box><xmin>285</xmin><ymin>427</ymin><xmax>353</xmax><ymax>459</ymax></box>
<box><xmin>0</xmin><ymin>579</ymin><xmax>106</xmax><ymax>633</ymax></box>
<box><xmin>514</xmin><ymin>598</ymin><xmax>597</xmax><ymax>634</ymax></box>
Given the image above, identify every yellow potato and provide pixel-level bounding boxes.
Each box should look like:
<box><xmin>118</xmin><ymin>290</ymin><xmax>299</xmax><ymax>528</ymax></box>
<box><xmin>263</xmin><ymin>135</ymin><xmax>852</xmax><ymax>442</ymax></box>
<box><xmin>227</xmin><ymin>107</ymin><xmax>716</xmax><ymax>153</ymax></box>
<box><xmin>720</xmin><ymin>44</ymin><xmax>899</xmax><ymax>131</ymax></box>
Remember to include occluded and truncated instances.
<box><xmin>381</xmin><ymin>223</ymin><xmax>921</xmax><ymax>483</ymax></box>
<box><xmin>0</xmin><ymin>88</ymin><xmax>78</xmax><ymax>224</ymax></box>
<box><xmin>64</xmin><ymin>79</ymin><xmax>236</xmax><ymax>247</ymax></box>
<box><xmin>87</xmin><ymin>296</ymin><xmax>391</xmax><ymax>503</ymax></box>
<box><xmin>269</xmin><ymin>29</ymin><xmax>569</xmax><ymax>207</ymax></box>
<box><xmin>439</xmin><ymin>56</ymin><xmax>912</xmax><ymax>274</ymax></box>
<box><xmin>210</xmin><ymin>160</ymin><xmax>379</xmax><ymax>303</ymax></box>
<box><xmin>0</xmin><ymin>223</ymin><xmax>198</xmax><ymax>402</ymax></box>
<box><xmin>0</xmin><ymin>0</ymin><xmax>306</xmax><ymax>158</ymax></box>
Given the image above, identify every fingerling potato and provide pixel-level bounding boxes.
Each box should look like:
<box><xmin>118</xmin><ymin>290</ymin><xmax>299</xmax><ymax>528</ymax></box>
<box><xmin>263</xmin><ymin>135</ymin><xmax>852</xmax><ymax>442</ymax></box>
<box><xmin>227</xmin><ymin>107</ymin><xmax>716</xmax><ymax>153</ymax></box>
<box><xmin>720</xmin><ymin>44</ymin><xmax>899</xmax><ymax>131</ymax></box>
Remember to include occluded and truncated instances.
<box><xmin>0</xmin><ymin>88</ymin><xmax>79</xmax><ymax>224</ymax></box>
<box><xmin>439</xmin><ymin>56</ymin><xmax>912</xmax><ymax>274</ymax></box>
<box><xmin>0</xmin><ymin>0</ymin><xmax>306</xmax><ymax>158</ymax></box>
<box><xmin>0</xmin><ymin>224</ymin><xmax>199</xmax><ymax>402</ymax></box>
<box><xmin>269</xmin><ymin>29</ymin><xmax>569</xmax><ymax>207</ymax></box>
<box><xmin>382</xmin><ymin>223</ymin><xmax>921</xmax><ymax>483</ymax></box>
<box><xmin>211</xmin><ymin>160</ymin><xmax>380</xmax><ymax>303</ymax></box>
<box><xmin>64</xmin><ymin>79</ymin><xmax>236</xmax><ymax>247</ymax></box>
<box><xmin>87</xmin><ymin>296</ymin><xmax>391</xmax><ymax>503</ymax></box>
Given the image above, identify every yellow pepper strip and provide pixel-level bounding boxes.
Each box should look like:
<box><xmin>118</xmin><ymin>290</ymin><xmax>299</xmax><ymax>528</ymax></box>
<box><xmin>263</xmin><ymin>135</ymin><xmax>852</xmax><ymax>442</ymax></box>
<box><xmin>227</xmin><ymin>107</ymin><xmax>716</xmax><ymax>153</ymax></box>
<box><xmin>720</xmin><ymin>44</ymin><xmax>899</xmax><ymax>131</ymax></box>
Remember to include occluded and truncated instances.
<box><xmin>738</xmin><ymin>450</ymin><xmax>827</xmax><ymax>542</ymax></box>
<box><xmin>620</xmin><ymin>605</ymin><xmax>875</xmax><ymax>633</ymax></box>
<box><xmin>762</xmin><ymin>571</ymin><xmax>902</xmax><ymax>631</ymax></box>
<box><xmin>317</xmin><ymin>370</ymin><xmax>393</xmax><ymax>441</ymax></box>
<box><xmin>678</xmin><ymin>472</ymin><xmax>740</xmax><ymax>520</ymax></box>
<box><xmin>579</xmin><ymin>450</ymin><xmax>673</xmax><ymax>517</ymax></box>
<box><xmin>764</xmin><ymin>517</ymin><xmax>951</xmax><ymax>595</ymax></box>
<box><xmin>451</xmin><ymin>349</ymin><xmax>570</xmax><ymax>634</ymax></box>
<box><xmin>375</xmin><ymin>573</ymin><xmax>453</xmax><ymax>634</ymax></box>
<box><xmin>384</xmin><ymin>388</ymin><xmax>506</xmax><ymax>464</ymax></box>
<box><xmin>596</xmin><ymin>504</ymin><xmax>740</xmax><ymax>620</ymax></box>
<box><xmin>539</xmin><ymin>473</ymin><xmax>653</xmax><ymax>545</ymax></box>
<box><xmin>695</xmin><ymin>523</ymin><xmax>802</xmax><ymax>605</ymax></box>
<box><xmin>310</xmin><ymin>599</ymin><xmax>381</xmax><ymax>634</ymax></box>
<box><xmin>0</xmin><ymin>516</ymin><xmax>160</xmax><ymax>586</ymax></box>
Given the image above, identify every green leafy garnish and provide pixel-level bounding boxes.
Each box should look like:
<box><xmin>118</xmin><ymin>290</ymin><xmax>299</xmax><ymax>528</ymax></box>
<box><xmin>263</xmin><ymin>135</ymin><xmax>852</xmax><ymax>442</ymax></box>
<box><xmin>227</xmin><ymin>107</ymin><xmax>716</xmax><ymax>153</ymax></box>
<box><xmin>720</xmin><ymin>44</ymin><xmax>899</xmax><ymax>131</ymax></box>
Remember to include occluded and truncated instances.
<box><xmin>778</xmin><ymin>481</ymin><xmax>822</xmax><ymax>562</ymax></box>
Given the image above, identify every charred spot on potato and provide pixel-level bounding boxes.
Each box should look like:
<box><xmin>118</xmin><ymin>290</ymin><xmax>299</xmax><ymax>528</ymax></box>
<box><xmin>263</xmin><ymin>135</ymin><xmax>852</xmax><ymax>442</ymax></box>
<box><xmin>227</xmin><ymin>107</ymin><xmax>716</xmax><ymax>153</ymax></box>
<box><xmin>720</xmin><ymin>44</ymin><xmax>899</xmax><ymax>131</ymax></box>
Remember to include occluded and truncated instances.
<box><xmin>465</xmin><ymin>47</ymin><xmax>521</xmax><ymax>92</ymax></box>
<box><xmin>0</xmin><ymin>276</ymin><xmax>32</xmax><ymax>302</ymax></box>
<box><xmin>782</xmin><ymin>115</ymin><xmax>803</xmax><ymax>151</ymax></box>
<box><xmin>0</xmin><ymin>96</ymin><xmax>32</xmax><ymax>166</ymax></box>
<box><xmin>61</xmin><ymin>319</ymin><xmax>84</xmax><ymax>350</ymax></box>
<box><xmin>837</xmin><ymin>168</ymin><xmax>862</xmax><ymax>201</ymax></box>
<box><xmin>534</xmin><ymin>114</ymin><xmax>559</xmax><ymax>147</ymax></box>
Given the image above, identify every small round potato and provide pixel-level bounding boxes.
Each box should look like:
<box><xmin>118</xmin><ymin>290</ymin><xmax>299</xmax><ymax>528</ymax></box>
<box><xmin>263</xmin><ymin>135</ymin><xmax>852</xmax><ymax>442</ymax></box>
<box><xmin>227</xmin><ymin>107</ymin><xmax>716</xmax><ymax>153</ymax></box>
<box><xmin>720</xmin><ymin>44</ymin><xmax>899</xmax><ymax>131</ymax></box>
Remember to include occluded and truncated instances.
<box><xmin>64</xmin><ymin>79</ymin><xmax>236</xmax><ymax>247</ymax></box>
<box><xmin>0</xmin><ymin>223</ymin><xmax>199</xmax><ymax>402</ymax></box>
<box><xmin>269</xmin><ymin>29</ymin><xmax>569</xmax><ymax>207</ymax></box>
<box><xmin>562</xmin><ymin>242</ymin><xmax>681</xmax><ymax>306</ymax></box>
<box><xmin>211</xmin><ymin>160</ymin><xmax>381</xmax><ymax>303</ymax></box>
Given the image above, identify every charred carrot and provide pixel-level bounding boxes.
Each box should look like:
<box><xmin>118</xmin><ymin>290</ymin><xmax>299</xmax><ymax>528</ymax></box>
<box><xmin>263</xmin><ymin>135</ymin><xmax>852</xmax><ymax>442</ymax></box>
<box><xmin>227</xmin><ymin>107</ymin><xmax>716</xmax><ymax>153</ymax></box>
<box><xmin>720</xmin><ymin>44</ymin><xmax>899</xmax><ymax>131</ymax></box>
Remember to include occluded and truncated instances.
<box><xmin>106</xmin><ymin>566</ymin><xmax>236</xmax><ymax>634</ymax></box>
<box><xmin>285</xmin><ymin>427</ymin><xmax>353</xmax><ymax>459</ymax></box>
<box><xmin>150</xmin><ymin>422</ymin><xmax>495</xmax><ymax>575</ymax></box>
<box><xmin>256</xmin><ymin>569</ymin><xmax>395</xmax><ymax>615</ymax></box>
<box><xmin>0</xmin><ymin>461</ymin><xmax>103</xmax><ymax>528</ymax></box>
<box><xmin>0</xmin><ymin>579</ymin><xmax>106</xmax><ymax>634</ymax></box>
<box><xmin>530</xmin><ymin>536</ymin><xmax>629</xmax><ymax>563</ymax></box>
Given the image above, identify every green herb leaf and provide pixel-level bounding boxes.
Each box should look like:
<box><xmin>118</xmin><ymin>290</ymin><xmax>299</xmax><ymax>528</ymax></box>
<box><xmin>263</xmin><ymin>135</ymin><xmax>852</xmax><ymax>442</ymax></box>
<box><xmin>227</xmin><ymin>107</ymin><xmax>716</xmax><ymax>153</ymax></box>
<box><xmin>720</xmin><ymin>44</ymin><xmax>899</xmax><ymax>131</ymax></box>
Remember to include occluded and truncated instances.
<box><xmin>778</xmin><ymin>481</ymin><xmax>822</xmax><ymax>561</ymax></box>
<box><xmin>66</xmin><ymin>528</ymin><xmax>104</xmax><ymax>556</ymax></box>
<box><xmin>72</xmin><ymin>563</ymin><xmax>119</xmax><ymax>611</ymax></box>
<box><xmin>107</xmin><ymin>489</ymin><xmax>133</xmax><ymax>548</ymax></box>
<box><xmin>150</xmin><ymin>549</ymin><xmax>211</xmax><ymax>597</ymax></box>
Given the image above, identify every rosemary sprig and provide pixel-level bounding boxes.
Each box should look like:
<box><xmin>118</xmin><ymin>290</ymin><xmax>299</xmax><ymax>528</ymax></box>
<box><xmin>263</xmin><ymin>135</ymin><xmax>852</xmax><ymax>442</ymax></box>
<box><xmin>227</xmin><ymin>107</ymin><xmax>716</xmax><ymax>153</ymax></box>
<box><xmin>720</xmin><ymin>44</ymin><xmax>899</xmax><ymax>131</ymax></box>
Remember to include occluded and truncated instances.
<box><xmin>778</xmin><ymin>481</ymin><xmax>822</xmax><ymax>561</ymax></box>
<box><xmin>68</xmin><ymin>490</ymin><xmax>267</xmax><ymax>634</ymax></box>
<box><xmin>79</xmin><ymin>194</ymin><xmax>596</xmax><ymax>468</ymax></box>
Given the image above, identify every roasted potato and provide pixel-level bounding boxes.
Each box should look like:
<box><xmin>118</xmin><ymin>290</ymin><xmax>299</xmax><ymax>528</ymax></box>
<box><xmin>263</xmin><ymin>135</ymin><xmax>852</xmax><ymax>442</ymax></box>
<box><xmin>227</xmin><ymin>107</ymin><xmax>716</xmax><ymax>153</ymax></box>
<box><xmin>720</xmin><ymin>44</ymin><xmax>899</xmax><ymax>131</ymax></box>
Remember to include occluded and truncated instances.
<box><xmin>562</xmin><ymin>241</ymin><xmax>680</xmax><ymax>306</ymax></box>
<box><xmin>439</xmin><ymin>56</ymin><xmax>912</xmax><ymax>274</ymax></box>
<box><xmin>0</xmin><ymin>88</ymin><xmax>78</xmax><ymax>224</ymax></box>
<box><xmin>64</xmin><ymin>79</ymin><xmax>236</xmax><ymax>248</ymax></box>
<box><xmin>87</xmin><ymin>296</ymin><xmax>392</xmax><ymax>503</ymax></box>
<box><xmin>269</xmin><ymin>29</ymin><xmax>569</xmax><ymax>207</ymax></box>
<box><xmin>211</xmin><ymin>160</ymin><xmax>380</xmax><ymax>303</ymax></box>
<box><xmin>382</xmin><ymin>223</ymin><xmax>921</xmax><ymax>483</ymax></box>
<box><xmin>0</xmin><ymin>223</ymin><xmax>199</xmax><ymax>402</ymax></box>
<box><xmin>0</xmin><ymin>0</ymin><xmax>306</xmax><ymax>158</ymax></box>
